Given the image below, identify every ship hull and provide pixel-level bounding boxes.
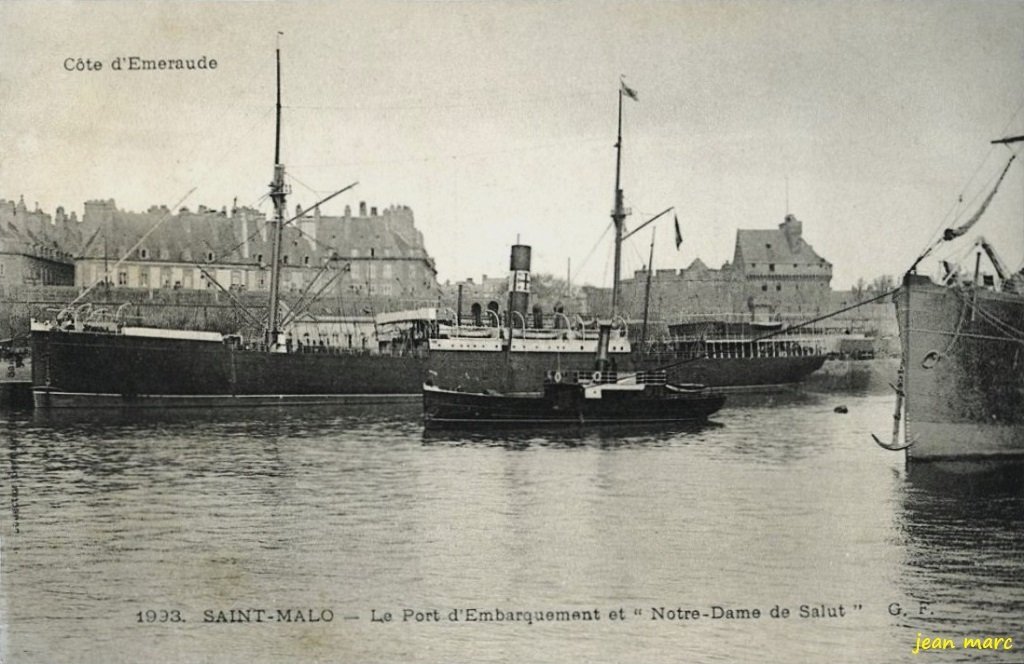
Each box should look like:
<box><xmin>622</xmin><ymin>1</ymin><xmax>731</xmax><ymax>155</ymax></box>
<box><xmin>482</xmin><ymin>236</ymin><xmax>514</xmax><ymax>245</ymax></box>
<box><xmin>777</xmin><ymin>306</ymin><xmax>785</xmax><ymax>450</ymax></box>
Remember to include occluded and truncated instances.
<box><xmin>31</xmin><ymin>329</ymin><xmax>425</xmax><ymax>408</ymax></box>
<box><xmin>898</xmin><ymin>274</ymin><xmax>1024</xmax><ymax>460</ymax></box>
<box><xmin>426</xmin><ymin>348</ymin><xmax>824</xmax><ymax>393</ymax></box>
<box><xmin>32</xmin><ymin>326</ymin><xmax>827</xmax><ymax>409</ymax></box>
<box><xmin>422</xmin><ymin>383</ymin><xmax>725</xmax><ymax>429</ymax></box>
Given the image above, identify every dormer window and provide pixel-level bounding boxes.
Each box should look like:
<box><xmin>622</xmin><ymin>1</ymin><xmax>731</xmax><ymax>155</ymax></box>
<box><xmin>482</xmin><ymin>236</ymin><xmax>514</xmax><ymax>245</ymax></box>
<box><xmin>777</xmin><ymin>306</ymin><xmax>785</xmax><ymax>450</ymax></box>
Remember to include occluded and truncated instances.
<box><xmin>282</xmin><ymin>256</ymin><xmax>289</xmax><ymax>265</ymax></box>
<box><xmin>304</xmin><ymin>256</ymin><xmax>310</xmax><ymax>266</ymax></box>
<box><xmin>256</xmin><ymin>253</ymin><xmax>264</xmax><ymax>264</ymax></box>
<box><xmin>206</xmin><ymin>251</ymin><xmax>215</xmax><ymax>262</ymax></box>
<box><xmin>140</xmin><ymin>248</ymin><xmax>149</xmax><ymax>259</ymax></box>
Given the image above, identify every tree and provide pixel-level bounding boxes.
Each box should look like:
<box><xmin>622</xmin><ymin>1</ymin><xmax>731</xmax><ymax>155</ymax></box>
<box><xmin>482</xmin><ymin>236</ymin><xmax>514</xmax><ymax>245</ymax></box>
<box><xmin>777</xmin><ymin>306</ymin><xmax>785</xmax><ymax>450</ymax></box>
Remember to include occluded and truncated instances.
<box><xmin>852</xmin><ymin>277</ymin><xmax>867</xmax><ymax>301</ymax></box>
<box><xmin>869</xmin><ymin>274</ymin><xmax>895</xmax><ymax>294</ymax></box>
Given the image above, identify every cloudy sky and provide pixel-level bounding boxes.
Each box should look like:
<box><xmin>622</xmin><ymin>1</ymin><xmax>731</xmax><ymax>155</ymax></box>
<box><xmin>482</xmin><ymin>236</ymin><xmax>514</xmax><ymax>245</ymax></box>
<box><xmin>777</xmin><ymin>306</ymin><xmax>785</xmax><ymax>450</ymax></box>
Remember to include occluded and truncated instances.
<box><xmin>2</xmin><ymin>0</ymin><xmax>1023</xmax><ymax>289</ymax></box>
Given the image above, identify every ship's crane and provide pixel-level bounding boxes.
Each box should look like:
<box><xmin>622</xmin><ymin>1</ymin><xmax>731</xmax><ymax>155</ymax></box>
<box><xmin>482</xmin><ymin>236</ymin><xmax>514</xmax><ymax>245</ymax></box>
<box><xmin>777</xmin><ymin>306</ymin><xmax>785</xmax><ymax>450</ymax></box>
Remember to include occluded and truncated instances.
<box><xmin>970</xmin><ymin>236</ymin><xmax>1024</xmax><ymax>294</ymax></box>
<box><xmin>973</xmin><ymin>236</ymin><xmax>1012</xmax><ymax>282</ymax></box>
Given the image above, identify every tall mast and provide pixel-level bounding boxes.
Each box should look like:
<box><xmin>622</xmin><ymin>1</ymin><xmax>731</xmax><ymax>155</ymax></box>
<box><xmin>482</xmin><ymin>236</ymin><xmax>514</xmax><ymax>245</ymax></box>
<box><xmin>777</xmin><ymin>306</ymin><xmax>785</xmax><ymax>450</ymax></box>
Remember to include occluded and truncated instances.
<box><xmin>610</xmin><ymin>84</ymin><xmax>632</xmax><ymax>317</ymax></box>
<box><xmin>611</xmin><ymin>88</ymin><xmax>624</xmax><ymax>316</ymax></box>
<box><xmin>266</xmin><ymin>43</ymin><xmax>288</xmax><ymax>346</ymax></box>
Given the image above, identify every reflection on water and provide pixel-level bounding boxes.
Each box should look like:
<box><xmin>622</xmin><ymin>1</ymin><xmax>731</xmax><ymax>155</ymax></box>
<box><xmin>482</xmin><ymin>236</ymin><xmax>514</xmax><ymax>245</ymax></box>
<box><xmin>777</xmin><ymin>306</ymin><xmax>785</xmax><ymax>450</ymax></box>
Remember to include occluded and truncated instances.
<box><xmin>894</xmin><ymin>460</ymin><xmax>1024</xmax><ymax>661</ymax></box>
<box><xmin>421</xmin><ymin>420</ymin><xmax>724</xmax><ymax>450</ymax></box>
<box><xmin>0</xmin><ymin>393</ymin><xmax>1021</xmax><ymax>663</ymax></box>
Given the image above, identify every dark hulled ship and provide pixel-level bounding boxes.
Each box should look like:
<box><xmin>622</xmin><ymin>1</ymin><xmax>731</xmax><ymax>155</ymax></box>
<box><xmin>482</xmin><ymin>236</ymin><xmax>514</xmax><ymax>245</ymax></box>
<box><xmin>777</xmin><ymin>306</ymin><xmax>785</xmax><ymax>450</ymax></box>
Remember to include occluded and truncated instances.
<box><xmin>424</xmin><ymin>81</ymin><xmax>827</xmax><ymax>393</ymax></box>
<box><xmin>423</xmin><ymin>369</ymin><xmax>725</xmax><ymax>429</ymax></box>
<box><xmin>31</xmin><ymin>66</ymin><xmax>828</xmax><ymax>409</ymax></box>
<box><xmin>31</xmin><ymin>47</ymin><xmax>432</xmax><ymax>409</ymax></box>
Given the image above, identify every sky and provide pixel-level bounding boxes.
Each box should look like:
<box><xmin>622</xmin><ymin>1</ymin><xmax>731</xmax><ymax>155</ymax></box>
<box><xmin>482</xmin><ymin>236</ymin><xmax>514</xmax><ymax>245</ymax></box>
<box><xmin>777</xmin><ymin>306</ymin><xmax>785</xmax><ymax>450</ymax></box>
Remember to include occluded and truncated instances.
<box><xmin>2</xmin><ymin>0</ymin><xmax>1023</xmax><ymax>290</ymax></box>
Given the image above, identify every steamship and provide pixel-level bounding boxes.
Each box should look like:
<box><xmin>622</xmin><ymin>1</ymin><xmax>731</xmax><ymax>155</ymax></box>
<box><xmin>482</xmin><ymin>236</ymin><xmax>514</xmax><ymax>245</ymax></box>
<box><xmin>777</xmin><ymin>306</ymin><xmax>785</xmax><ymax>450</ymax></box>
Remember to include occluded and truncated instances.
<box><xmin>31</xmin><ymin>47</ymin><xmax>435</xmax><ymax>409</ymax></box>
<box><xmin>424</xmin><ymin>82</ymin><xmax>827</xmax><ymax>393</ymax></box>
<box><xmin>424</xmin><ymin>243</ymin><xmax>826</xmax><ymax>394</ymax></box>
<box><xmin>31</xmin><ymin>60</ymin><xmax>826</xmax><ymax>409</ymax></box>
<box><xmin>878</xmin><ymin>136</ymin><xmax>1024</xmax><ymax>460</ymax></box>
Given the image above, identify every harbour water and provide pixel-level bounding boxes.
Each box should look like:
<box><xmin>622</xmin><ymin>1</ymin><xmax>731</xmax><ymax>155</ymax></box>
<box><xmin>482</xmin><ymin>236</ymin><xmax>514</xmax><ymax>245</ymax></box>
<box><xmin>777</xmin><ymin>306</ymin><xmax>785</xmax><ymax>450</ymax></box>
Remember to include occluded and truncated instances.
<box><xmin>0</xmin><ymin>391</ymin><xmax>1021</xmax><ymax>663</ymax></box>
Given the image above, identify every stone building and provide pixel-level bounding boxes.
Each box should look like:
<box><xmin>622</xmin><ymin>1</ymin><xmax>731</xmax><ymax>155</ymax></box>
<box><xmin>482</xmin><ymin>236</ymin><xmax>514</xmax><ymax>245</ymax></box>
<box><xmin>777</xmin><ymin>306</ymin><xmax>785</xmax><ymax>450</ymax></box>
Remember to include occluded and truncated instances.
<box><xmin>0</xmin><ymin>197</ymin><xmax>77</xmax><ymax>297</ymax></box>
<box><xmin>614</xmin><ymin>214</ymin><xmax>833</xmax><ymax>320</ymax></box>
<box><xmin>72</xmin><ymin>199</ymin><xmax>440</xmax><ymax>309</ymax></box>
<box><xmin>732</xmin><ymin>213</ymin><xmax>833</xmax><ymax>315</ymax></box>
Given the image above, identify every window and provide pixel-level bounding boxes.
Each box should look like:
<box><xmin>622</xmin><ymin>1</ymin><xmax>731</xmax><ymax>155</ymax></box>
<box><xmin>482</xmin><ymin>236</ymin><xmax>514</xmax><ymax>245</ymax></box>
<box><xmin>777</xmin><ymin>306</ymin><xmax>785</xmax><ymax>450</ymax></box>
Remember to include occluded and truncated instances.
<box><xmin>140</xmin><ymin>248</ymin><xmax>149</xmax><ymax>259</ymax></box>
<box><xmin>118</xmin><ymin>271</ymin><xmax>128</xmax><ymax>286</ymax></box>
<box><xmin>304</xmin><ymin>256</ymin><xmax>310</xmax><ymax>266</ymax></box>
<box><xmin>382</xmin><ymin>264</ymin><xmax>393</xmax><ymax>279</ymax></box>
<box><xmin>206</xmin><ymin>251</ymin><xmax>215</xmax><ymax>262</ymax></box>
<box><xmin>765</xmin><ymin>243</ymin><xmax>772</xmax><ymax>249</ymax></box>
<box><xmin>761</xmin><ymin>284</ymin><xmax>767</xmax><ymax>291</ymax></box>
<box><xmin>256</xmin><ymin>253</ymin><xmax>264</xmax><ymax>264</ymax></box>
<box><xmin>776</xmin><ymin>284</ymin><xmax>781</xmax><ymax>291</ymax></box>
<box><xmin>282</xmin><ymin>256</ymin><xmax>289</xmax><ymax>265</ymax></box>
<box><xmin>139</xmin><ymin>270</ymin><xmax>149</xmax><ymax>287</ymax></box>
<box><xmin>769</xmin><ymin>264</ymin><xmax>775</xmax><ymax>272</ymax></box>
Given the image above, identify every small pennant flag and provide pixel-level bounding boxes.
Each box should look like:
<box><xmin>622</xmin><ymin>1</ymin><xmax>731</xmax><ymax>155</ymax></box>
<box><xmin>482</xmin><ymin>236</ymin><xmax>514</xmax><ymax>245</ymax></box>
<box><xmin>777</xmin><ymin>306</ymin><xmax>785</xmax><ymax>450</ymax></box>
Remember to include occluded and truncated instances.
<box><xmin>674</xmin><ymin>214</ymin><xmax>683</xmax><ymax>250</ymax></box>
<box><xmin>620</xmin><ymin>80</ymin><xmax>638</xmax><ymax>101</ymax></box>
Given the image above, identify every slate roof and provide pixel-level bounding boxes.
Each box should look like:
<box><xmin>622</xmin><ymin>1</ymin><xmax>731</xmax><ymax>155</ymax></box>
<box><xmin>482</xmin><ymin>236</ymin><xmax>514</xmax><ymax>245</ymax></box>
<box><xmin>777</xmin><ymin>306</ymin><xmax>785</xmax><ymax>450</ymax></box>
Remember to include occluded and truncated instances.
<box><xmin>733</xmin><ymin>215</ymin><xmax>830</xmax><ymax>268</ymax></box>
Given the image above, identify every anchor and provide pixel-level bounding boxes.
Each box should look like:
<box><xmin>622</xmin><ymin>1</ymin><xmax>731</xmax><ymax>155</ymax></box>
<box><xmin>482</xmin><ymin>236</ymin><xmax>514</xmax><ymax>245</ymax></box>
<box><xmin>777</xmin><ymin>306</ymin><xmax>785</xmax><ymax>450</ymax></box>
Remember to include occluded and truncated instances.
<box><xmin>872</xmin><ymin>365</ymin><xmax>916</xmax><ymax>451</ymax></box>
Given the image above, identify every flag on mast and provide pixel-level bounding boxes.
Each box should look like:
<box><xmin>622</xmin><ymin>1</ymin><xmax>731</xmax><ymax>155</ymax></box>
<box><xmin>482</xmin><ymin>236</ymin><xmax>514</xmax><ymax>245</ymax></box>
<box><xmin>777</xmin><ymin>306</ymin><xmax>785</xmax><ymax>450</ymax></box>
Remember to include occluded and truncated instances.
<box><xmin>674</xmin><ymin>214</ymin><xmax>683</xmax><ymax>249</ymax></box>
<box><xmin>620</xmin><ymin>79</ymin><xmax>638</xmax><ymax>101</ymax></box>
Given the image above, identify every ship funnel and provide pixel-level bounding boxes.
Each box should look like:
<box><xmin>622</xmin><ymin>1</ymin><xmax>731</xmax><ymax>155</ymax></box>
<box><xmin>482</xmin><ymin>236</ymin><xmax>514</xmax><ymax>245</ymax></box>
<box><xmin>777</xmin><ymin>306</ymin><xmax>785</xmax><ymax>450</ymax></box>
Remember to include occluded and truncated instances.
<box><xmin>508</xmin><ymin>244</ymin><xmax>531</xmax><ymax>326</ymax></box>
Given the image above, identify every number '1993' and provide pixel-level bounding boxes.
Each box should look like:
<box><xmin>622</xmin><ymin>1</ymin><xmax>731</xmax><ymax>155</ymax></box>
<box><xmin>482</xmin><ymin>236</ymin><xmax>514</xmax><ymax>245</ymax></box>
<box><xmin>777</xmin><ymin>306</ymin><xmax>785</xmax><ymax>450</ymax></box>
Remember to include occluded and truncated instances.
<box><xmin>137</xmin><ymin>609</ymin><xmax>185</xmax><ymax>623</ymax></box>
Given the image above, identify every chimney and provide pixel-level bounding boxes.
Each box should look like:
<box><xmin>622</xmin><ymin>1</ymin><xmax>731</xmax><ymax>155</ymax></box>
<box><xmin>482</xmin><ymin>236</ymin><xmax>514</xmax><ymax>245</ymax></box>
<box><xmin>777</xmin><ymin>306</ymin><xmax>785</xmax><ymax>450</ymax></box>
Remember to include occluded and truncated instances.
<box><xmin>781</xmin><ymin>214</ymin><xmax>802</xmax><ymax>251</ymax></box>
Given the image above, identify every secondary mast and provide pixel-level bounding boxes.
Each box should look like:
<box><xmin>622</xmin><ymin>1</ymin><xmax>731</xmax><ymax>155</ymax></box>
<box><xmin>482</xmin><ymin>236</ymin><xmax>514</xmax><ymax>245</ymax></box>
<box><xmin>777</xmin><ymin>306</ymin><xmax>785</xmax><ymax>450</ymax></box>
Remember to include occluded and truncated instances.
<box><xmin>641</xmin><ymin>230</ymin><xmax>655</xmax><ymax>346</ymax></box>
<box><xmin>266</xmin><ymin>41</ymin><xmax>289</xmax><ymax>347</ymax></box>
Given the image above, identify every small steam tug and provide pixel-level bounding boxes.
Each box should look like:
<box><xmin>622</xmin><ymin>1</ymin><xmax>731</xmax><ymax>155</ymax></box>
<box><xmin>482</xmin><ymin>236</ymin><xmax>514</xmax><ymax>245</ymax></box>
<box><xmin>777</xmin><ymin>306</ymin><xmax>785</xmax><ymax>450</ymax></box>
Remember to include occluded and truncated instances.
<box><xmin>421</xmin><ymin>318</ymin><xmax>726</xmax><ymax>430</ymax></box>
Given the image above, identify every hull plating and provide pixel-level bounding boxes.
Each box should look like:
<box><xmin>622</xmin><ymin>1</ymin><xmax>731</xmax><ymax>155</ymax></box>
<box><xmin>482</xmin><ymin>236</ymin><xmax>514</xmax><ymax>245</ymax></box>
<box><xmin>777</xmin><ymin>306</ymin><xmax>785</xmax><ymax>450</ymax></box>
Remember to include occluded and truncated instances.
<box><xmin>898</xmin><ymin>275</ymin><xmax>1024</xmax><ymax>460</ymax></box>
<box><xmin>32</xmin><ymin>329</ymin><xmax>425</xmax><ymax>408</ymax></box>
<box><xmin>426</xmin><ymin>348</ymin><xmax>824</xmax><ymax>393</ymax></box>
<box><xmin>422</xmin><ymin>385</ymin><xmax>725</xmax><ymax>429</ymax></box>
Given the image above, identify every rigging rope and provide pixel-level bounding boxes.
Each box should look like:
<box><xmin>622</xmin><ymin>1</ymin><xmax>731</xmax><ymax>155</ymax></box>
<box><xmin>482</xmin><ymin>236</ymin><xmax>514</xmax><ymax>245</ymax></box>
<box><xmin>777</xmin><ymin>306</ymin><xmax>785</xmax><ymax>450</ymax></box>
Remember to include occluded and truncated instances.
<box><xmin>69</xmin><ymin>187</ymin><xmax>197</xmax><ymax>307</ymax></box>
<box><xmin>909</xmin><ymin>154</ymin><xmax>1018</xmax><ymax>272</ymax></box>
